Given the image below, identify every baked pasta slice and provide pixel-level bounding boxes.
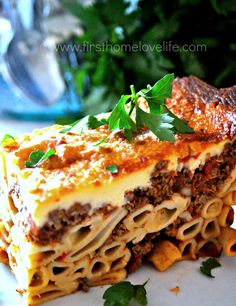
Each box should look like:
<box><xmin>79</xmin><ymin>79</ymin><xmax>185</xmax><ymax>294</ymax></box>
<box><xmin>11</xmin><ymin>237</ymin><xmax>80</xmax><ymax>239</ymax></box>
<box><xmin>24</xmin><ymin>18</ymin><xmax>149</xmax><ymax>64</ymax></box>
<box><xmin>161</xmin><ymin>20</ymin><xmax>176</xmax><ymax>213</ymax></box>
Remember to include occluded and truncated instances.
<box><xmin>0</xmin><ymin>76</ymin><xmax>235</xmax><ymax>305</ymax></box>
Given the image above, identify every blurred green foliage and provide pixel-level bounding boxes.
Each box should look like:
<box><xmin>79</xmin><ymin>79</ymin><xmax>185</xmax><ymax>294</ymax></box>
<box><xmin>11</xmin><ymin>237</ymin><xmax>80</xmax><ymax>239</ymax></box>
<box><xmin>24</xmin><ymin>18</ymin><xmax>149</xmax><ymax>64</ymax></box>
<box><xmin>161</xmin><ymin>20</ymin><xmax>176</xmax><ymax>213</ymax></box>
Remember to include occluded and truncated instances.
<box><xmin>62</xmin><ymin>0</ymin><xmax>236</xmax><ymax>115</ymax></box>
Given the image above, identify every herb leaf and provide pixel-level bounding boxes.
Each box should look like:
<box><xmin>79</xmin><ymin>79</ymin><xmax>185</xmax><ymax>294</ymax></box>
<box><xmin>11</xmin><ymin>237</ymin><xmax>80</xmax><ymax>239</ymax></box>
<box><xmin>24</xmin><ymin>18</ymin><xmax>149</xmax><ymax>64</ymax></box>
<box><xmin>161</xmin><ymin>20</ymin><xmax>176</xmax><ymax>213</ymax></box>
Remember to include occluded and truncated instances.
<box><xmin>161</xmin><ymin>105</ymin><xmax>194</xmax><ymax>134</ymax></box>
<box><xmin>79</xmin><ymin>115</ymin><xmax>108</xmax><ymax>132</ymax></box>
<box><xmin>59</xmin><ymin>74</ymin><xmax>193</xmax><ymax>143</ymax></box>
<box><xmin>140</xmin><ymin>73</ymin><xmax>174</xmax><ymax>103</ymax></box>
<box><xmin>87</xmin><ymin>116</ymin><xmax>108</xmax><ymax>129</ymax></box>
<box><xmin>25</xmin><ymin>148</ymin><xmax>55</xmax><ymax>168</ymax></box>
<box><xmin>106</xmin><ymin>73</ymin><xmax>192</xmax><ymax>141</ymax></box>
<box><xmin>136</xmin><ymin>106</ymin><xmax>175</xmax><ymax>142</ymax></box>
<box><xmin>133</xmin><ymin>284</ymin><xmax>148</xmax><ymax>306</ymax></box>
<box><xmin>108</xmin><ymin>95</ymin><xmax>137</xmax><ymax>141</ymax></box>
<box><xmin>139</xmin><ymin>73</ymin><xmax>174</xmax><ymax>113</ymax></box>
<box><xmin>200</xmin><ymin>258</ymin><xmax>221</xmax><ymax>278</ymax></box>
<box><xmin>0</xmin><ymin>134</ymin><xmax>15</xmax><ymax>146</ymax></box>
<box><xmin>169</xmin><ymin>113</ymin><xmax>194</xmax><ymax>134</ymax></box>
<box><xmin>60</xmin><ymin>119</ymin><xmax>81</xmax><ymax>133</ymax></box>
<box><xmin>95</xmin><ymin>138</ymin><xmax>107</xmax><ymax>146</ymax></box>
<box><xmin>60</xmin><ymin>116</ymin><xmax>107</xmax><ymax>133</ymax></box>
<box><xmin>103</xmin><ymin>281</ymin><xmax>148</xmax><ymax>306</ymax></box>
<box><xmin>94</xmin><ymin>129</ymin><xmax>120</xmax><ymax>146</ymax></box>
<box><xmin>106</xmin><ymin>164</ymin><xmax>119</xmax><ymax>174</ymax></box>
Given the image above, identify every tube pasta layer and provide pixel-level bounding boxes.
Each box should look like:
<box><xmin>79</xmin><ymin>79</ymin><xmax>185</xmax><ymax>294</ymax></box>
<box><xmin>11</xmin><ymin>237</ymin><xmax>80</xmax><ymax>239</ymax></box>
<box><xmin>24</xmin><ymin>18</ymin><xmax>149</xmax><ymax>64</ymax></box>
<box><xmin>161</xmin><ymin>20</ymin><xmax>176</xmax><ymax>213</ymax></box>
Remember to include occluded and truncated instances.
<box><xmin>0</xmin><ymin>76</ymin><xmax>235</xmax><ymax>305</ymax></box>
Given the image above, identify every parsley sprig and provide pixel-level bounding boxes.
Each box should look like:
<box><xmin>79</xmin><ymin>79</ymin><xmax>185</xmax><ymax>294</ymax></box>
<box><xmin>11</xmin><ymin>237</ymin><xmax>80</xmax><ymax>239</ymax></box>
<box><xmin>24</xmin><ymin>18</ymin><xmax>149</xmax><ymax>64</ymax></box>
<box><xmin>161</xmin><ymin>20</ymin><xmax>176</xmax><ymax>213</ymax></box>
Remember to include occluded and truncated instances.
<box><xmin>200</xmin><ymin>258</ymin><xmax>221</xmax><ymax>278</ymax></box>
<box><xmin>60</xmin><ymin>116</ymin><xmax>107</xmax><ymax>134</ymax></box>
<box><xmin>60</xmin><ymin>73</ymin><xmax>193</xmax><ymax>142</ymax></box>
<box><xmin>106</xmin><ymin>164</ymin><xmax>119</xmax><ymax>174</ymax></box>
<box><xmin>103</xmin><ymin>280</ymin><xmax>148</xmax><ymax>306</ymax></box>
<box><xmin>25</xmin><ymin>148</ymin><xmax>55</xmax><ymax>168</ymax></box>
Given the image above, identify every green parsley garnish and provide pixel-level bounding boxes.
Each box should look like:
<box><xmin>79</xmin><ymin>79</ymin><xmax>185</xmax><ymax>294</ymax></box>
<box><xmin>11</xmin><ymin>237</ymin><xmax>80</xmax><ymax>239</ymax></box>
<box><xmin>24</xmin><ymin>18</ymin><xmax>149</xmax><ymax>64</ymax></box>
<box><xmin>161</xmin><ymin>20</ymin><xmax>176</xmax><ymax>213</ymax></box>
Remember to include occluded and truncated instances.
<box><xmin>84</xmin><ymin>116</ymin><xmax>108</xmax><ymax>129</ymax></box>
<box><xmin>200</xmin><ymin>258</ymin><xmax>221</xmax><ymax>278</ymax></box>
<box><xmin>103</xmin><ymin>280</ymin><xmax>148</xmax><ymax>306</ymax></box>
<box><xmin>60</xmin><ymin>115</ymin><xmax>107</xmax><ymax>133</ymax></box>
<box><xmin>60</xmin><ymin>119</ymin><xmax>81</xmax><ymax>133</ymax></box>
<box><xmin>94</xmin><ymin>138</ymin><xmax>107</xmax><ymax>146</ymax></box>
<box><xmin>136</xmin><ymin>107</ymin><xmax>175</xmax><ymax>142</ymax></box>
<box><xmin>106</xmin><ymin>164</ymin><xmax>119</xmax><ymax>174</ymax></box>
<box><xmin>0</xmin><ymin>134</ymin><xmax>15</xmax><ymax>146</ymax></box>
<box><xmin>139</xmin><ymin>73</ymin><xmax>175</xmax><ymax>110</ymax></box>
<box><xmin>25</xmin><ymin>148</ymin><xmax>55</xmax><ymax>168</ymax></box>
<box><xmin>60</xmin><ymin>73</ymin><xmax>193</xmax><ymax>142</ymax></box>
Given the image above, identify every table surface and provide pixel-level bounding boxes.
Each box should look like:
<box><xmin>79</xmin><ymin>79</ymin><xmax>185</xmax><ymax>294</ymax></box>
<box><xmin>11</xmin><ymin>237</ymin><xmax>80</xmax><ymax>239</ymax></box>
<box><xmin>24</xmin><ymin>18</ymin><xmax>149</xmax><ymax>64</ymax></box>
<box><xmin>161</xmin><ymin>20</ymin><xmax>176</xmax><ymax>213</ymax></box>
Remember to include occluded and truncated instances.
<box><xmin>0</xmin><ymin>117</ymin><xmax>51</xmax><ymax>136</ymax></box>
<box><xmin>1</xmin><ymin>256</ymin><xmax>236</xmax><ymax>306</ymax></box>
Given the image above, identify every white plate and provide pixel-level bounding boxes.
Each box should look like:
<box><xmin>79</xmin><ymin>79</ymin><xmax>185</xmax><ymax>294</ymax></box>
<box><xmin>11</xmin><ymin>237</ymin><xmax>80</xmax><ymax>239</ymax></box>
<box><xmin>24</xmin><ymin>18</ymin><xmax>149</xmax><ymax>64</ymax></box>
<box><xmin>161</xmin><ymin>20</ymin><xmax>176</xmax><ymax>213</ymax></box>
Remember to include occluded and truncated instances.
<box><xmin>1</xmin><ymin>255</ymin><xmax>236</xmax><ymax>306</ymax></box>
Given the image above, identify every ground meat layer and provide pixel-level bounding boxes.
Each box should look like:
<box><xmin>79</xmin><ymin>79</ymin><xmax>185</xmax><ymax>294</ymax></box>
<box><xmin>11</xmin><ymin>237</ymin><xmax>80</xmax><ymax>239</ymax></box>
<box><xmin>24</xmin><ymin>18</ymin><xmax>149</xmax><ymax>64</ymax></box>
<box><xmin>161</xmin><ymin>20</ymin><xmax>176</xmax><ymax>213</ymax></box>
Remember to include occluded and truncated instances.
<box><xmin>26</xmin><ymin>203</ymin><xmax>91</xmax><ymax>245</ymax></box>
<box><xmin>175</xmin><ymin>140</ymin><xmax>236</xmax><ymax>213</ymax></box>
<box><xmin>24</xmin><ymin>140</ymin><xmax>235</xmax><ymax>245</ymax></box>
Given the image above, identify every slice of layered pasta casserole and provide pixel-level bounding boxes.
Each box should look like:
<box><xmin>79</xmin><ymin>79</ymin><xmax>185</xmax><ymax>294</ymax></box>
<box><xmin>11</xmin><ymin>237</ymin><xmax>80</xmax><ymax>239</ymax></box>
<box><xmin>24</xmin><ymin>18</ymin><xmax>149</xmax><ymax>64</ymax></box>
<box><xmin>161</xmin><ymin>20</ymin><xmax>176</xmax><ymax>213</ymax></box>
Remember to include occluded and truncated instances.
<box><xmin>0</xmin><ymin>76</ymin><xmax>235</xmax><ymax>305</ymax></box>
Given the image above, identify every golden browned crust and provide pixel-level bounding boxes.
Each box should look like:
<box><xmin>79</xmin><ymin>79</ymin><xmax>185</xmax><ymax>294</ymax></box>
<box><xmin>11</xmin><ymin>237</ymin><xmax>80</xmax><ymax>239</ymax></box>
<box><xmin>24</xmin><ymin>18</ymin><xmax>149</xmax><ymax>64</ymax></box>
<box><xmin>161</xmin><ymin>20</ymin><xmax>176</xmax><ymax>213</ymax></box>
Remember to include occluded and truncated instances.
<box><xmin>2</xmin><ymin>76</ymin><xmax>236</xmax><ymax>205</ymax></box>
<box><xmin>166</xmin><ymin>76</ymin><xmax>236</xmax><ymax>138</ymax></box>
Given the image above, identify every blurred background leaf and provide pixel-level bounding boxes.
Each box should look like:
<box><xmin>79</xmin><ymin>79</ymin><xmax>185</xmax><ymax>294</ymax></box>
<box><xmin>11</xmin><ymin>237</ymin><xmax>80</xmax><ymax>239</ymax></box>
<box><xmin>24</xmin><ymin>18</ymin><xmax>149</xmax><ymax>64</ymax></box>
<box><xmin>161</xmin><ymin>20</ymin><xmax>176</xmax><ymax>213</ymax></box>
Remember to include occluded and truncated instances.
<box><xmin>61</xmin><ymin>0</ymin><xmax>236</xmax><ymax>115</ymax></box>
